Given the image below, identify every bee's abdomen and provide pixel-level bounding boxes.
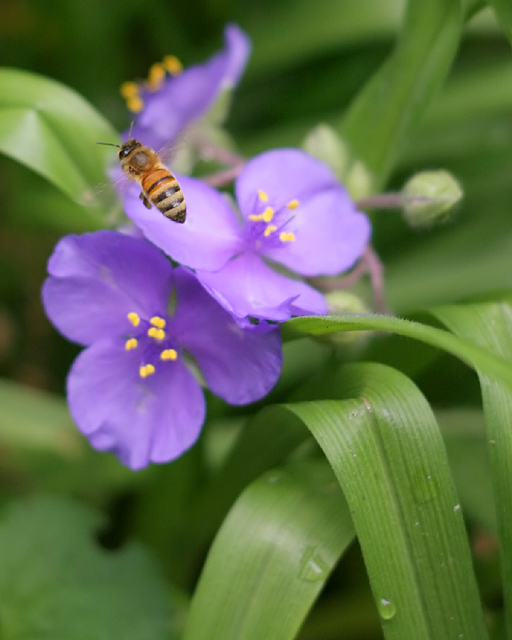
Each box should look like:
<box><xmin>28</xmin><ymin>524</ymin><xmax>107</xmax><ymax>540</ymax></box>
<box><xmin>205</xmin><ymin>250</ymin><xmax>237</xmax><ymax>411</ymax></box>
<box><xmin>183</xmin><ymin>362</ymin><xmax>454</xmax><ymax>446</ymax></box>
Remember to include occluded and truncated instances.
<box><xmin>142</xmin><ymin>168</ymin><xmax>186</xmax><ymax>223</ymax></box>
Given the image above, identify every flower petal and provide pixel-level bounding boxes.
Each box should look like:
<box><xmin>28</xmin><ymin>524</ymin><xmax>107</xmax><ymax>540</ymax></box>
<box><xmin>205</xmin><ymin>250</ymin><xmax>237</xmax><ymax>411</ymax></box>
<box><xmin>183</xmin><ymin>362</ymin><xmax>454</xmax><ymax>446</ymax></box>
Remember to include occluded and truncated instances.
<box><xmin>235</xmin><ymin>148</ymin><xmax>371</xmax><ymax>276</ymax></box>
<box><xmin>42</xmin><ymin>231</ymin><xmax>173</xmax><ymax>345</ymax></box>
<box><xmin>235</xmin><ymin>148</ymin><xmax>339</xmax><ymax>217</ymax></box>
<box><xmin>122</xmin><ymin>176</ymin><xmax>243</xmax><ymax>271</ymax></box>
<box><xmin>129</xmin><ymin>25</ymin><xmax>251</xmax><ymax>150</ymax></box>
<box><xmin>169</xmin><ymin>268</ymin><xmax>282</xmax><ymax>404</ymax></box>
<box><xmin>67</xmin><ymin>338</ymin><xmax>205</xmax><ymax>470</ymax></box>
<box><xmin>262</xmin><ymin>187</ymin><xmax>372</xmax><ymax>276</ymax></box>
<box><xmin>194</xmin><ymin>252</ymin><xmax>327</xmax><ymax>321</ymax></box>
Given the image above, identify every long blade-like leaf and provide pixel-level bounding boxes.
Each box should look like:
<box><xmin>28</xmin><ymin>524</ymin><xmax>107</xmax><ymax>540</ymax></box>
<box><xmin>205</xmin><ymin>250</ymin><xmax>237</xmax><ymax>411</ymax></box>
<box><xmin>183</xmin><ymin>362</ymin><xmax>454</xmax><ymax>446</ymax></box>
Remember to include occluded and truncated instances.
<box><xmin>431</xmin><ymin>302</ymin><xmax>512</xmax><ymax>637</ymax></box>
<box><xmin>286</xmin><ymin>362</ymin><xmax>488</xmax><ymax>639</ymax></box>
<box><xmin>183</xmin><ymin>461</ymin><xmax>355</xmax><ymax>640</ymax></box>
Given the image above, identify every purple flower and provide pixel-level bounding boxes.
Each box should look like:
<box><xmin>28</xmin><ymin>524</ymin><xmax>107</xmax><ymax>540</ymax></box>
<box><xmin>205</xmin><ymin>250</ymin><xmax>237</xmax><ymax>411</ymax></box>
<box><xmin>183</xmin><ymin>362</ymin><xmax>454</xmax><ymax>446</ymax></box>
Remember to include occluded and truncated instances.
<box><xmin>41</xmin><ymin>231</ymin><xmax>282</xmax><ymax>470</ymax></box>
<box><xmin>125</xmin><ymin>24</ymin><xmax>251</xmax><ymax>151</ymax></box>
<box><xmin>122</xmin><ymin>148</ymin><xmax>372</xmax><ymax>321</ymax></box>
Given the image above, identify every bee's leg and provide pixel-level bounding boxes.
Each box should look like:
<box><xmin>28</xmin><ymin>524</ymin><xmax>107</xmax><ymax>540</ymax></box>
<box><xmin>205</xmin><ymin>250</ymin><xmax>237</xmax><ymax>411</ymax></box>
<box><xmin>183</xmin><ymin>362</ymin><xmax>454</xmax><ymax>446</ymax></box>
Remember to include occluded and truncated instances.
<box><xmin>139</xmin><ymin>191</ymin><xmax>152</xmax><ymax>209</ymax></box>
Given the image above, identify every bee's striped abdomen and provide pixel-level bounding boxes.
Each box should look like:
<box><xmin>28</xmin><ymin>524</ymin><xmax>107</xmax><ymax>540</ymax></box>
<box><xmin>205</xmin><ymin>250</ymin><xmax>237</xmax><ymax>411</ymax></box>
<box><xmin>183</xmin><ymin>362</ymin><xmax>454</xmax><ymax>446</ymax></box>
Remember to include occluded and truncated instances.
<box><xmin>142</xmin><ymin>168</ymin><xmax>186</xmax><ymax>223</ymax></box>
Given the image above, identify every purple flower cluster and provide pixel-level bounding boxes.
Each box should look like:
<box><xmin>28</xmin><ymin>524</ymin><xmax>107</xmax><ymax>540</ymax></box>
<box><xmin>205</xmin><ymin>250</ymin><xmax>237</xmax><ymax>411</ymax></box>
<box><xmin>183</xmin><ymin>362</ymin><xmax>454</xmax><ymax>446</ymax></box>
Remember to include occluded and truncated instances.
<box><xmin>42</xmin><ymin>25</ymin><xmax>371</xmax><ymax>469</ymax></box>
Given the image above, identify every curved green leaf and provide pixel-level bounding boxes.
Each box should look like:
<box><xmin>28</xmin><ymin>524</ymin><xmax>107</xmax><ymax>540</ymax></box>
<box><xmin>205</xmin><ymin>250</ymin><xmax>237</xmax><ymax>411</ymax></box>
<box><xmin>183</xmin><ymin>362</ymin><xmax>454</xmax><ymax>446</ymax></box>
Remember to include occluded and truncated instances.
<box><xmin>283</xmin><ymin>313</ymin><xmax>512</xmax><ymax>392</ymax></box>
<box><xmin>0</xmin><ymin>68</ymin><xmax>118</xmax><ymax>205</ymax></box>
<box><xmin>285</xmin><ymin>362</ymin><xmax>488</xmax><ymax>639</ymax></box>
<box><xmin>431</xmin><ymin>302</ymin><xmax>512</xmax><ymax>636</ymax></box>
<box><xmin>183</xmin><ymin>461</ymin><xmax>355</xmax><ymax>640</ymax></box>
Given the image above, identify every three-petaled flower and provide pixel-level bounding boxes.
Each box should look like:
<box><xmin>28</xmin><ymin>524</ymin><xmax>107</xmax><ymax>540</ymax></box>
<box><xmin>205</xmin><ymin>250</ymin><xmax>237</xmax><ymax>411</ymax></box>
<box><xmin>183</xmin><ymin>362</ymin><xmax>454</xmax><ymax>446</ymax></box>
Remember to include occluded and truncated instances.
<box><xmin>121</xmin><ymin>24</ymin><xmax>251</xmax><ymax>151</ymax></box>
<box><xmin>42</xmin><ymin>231</ymin><xmax>282</xmax><ymax>469</ymax></box>
<box><xmin>122</xmin><ymin>148</ymin><xmax>372</xmax><ymax>321</ymax></box>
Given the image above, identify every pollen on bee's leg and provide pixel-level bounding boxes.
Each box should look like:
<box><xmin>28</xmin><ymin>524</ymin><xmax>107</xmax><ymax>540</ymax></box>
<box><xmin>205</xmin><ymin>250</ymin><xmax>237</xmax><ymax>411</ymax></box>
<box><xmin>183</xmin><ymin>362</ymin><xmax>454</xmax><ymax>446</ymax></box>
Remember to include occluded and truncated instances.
<box><xmin>150</xmin><ymin>316</ymin><xmax>166</xmax><ymax>329</ymax></box>
<box><xmin>160</xmin><ymin>348</ymin><xmax>178</xmax><ymax>361</ymax></box>
<box><xmin>125</xmin><ymin>338</ymin><xmax>138</xmax><ymax>350</ymax></box>
<box><xmin>163</xmin><ymin>55</ymin><xmax>183</xmax><ymax>75</ymax></box>
<box><xmin>279</xmin><ymin>232</ymin><xmax>295</xmax><ymax>242</ymax></box>
<box><xmin>139</xmin><ymin>364</ymin><xmax>156</xmax><ymax>378</ymax></box>
<box><xmin>127</xmin><ymin>312</ymin><xmax>140</xmax><ymax>327</ymax></box>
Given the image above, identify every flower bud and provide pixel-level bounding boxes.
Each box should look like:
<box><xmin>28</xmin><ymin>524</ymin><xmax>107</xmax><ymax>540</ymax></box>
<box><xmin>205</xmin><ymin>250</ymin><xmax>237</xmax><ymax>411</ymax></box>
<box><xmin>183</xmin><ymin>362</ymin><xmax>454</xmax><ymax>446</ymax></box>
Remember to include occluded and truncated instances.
<box><xmin>402</xmin><ymin>170</ymin><xmax>462</xmax><ymax>228</ymax></box>
<box><xmin>302</xmin><ymin>124</ymin><xmax>350</xmax><ymax>179</ymax></box>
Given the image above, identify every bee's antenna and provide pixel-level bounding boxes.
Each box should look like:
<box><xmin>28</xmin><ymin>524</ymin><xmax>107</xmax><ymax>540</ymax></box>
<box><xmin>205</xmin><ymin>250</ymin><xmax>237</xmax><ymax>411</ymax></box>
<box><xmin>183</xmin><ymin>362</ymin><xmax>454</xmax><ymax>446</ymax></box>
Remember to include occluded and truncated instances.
<box><xmin>127</xmin><ymin>120</ymin><xmax>135</xmax><ymax>140</ymax></box>
<box><xmin>96</xmin><ymin>141</ymin><xmax>120</xmax><ymax>148</ymax></box>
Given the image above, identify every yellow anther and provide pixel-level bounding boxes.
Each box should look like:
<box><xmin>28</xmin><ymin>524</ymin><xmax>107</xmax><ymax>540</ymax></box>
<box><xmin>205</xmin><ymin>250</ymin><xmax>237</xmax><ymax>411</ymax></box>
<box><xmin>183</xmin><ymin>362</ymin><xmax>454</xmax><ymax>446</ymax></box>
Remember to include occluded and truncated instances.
<box><xmin>249</xmin><ymin>207</ymin><xmax>274</xmax><ymax>223</ymax></box>
<box><xmin>127</xmin><ymin>96</ymin><xmax>144</xmax><ymax>113</ymax></box>
<box><xmin>163</xmin><ymin>55</ymin><xmax>183</xmax><ymax>75</ymax></box>
<box><xmin>147</xmin><ymin>62</ymin><xmax>166</xmax><ymax>91</ymax></box>
<box><xmin>120</xmin><ymin>81</ymin><xmax>139</xmax><ymax>99</ymax></box>
<box><xmin>125</xmin><ymin>338</ymin><xmax>138</xmax><ymax>351</ymax></box>
<box><xmin>139</xmin><ymin>364</ymin><xmax>156</xmax><ymax>378</ymax></box>
<box><xmin>287</xmin><ymin>199</ymin><xmax>299</xmax><ymax>209</ymax></box>
<box><xmin>264</xmin><ymin>225</ymin><xmax>277</xmax><ymax>237</ymax></box>
<box><xmin>127</xmin><ymin>312</ymin><xmax>140</xmax><ymax>327</ymax></box>
<box><xmin>279</xmin><ymin>232</ymin><xmax>295</xmax><ymax>242</ymax></box>
<box><xmin>150</xmin><ymin>316</ymin><xmax>166</xmax><ymax>329</ymax></box>
<box><xmin>160</xmin><ymin>348</ymin><xmax>178</xmax><ymax>361</ymax></box>
<box><xmin>257</xmin><ymin>189</ymin><xmax>269</xmax><ymax>203</ymax></box>
<box><xmin>148</xmin><ymin>327</ymin><xmax>165</xmax><ymax>340</ymax></box>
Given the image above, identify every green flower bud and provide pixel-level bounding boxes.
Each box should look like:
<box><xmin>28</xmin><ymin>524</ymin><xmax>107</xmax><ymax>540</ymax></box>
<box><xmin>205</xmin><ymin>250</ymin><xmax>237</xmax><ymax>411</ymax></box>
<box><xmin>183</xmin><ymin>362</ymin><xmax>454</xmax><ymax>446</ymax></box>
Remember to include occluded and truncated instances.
<box><xmin>344</xmin><ymin>160</ymin><xmax>374</xmax><ymax>200</ymax></box>
<box><xmin>402</xmin><ymin>170</ymin><xmax>463</xmax><ymax>227</ymax></box>
<box><xmin>302</xmin><ymin>124</ymin><xmax>350</xmax><ymax>179</ymax></box>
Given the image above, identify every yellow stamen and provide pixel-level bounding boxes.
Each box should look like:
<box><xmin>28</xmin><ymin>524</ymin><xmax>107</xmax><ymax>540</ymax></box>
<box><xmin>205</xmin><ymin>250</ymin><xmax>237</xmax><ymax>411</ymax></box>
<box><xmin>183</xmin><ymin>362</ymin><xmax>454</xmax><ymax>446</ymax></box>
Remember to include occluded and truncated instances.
<box><xmin>257</xmin><ymin>189</ymin><xmax>269</xmax><ymax>203</ymax></box>
<box><xmin>279</xmin><ymin>232</ymin><xmax>295</xmax><ymax>242</ymax></box>
<box><xmin>147</xmin><ymin>62</ymin><xmax>165</xmax><ymax>91</ymax></box>
<box><xmin>249</xmin><ymin>206</ymin><xmax>274</xmax><ymax>223</ymax></box>
<box><xmin>264</xmin><ymin>225</ymin><xmax>277</xmax><ymax>237</ymax></box>
<box><xmin>125</xmin><ymin>338</ymin><xmax>138</xmax><ymax>351</ymax></box>
<box><xmin>148</xmin><ymin>327</ymin><xmax>165</xmax><ymax>340</ymax></box>
<box><xmin>150</xmin><ymin>316</ymin><xmax>166</xmax><ymax>329</ymax></box>
<box><xmin>287</xmin><ymin>199</ymin><xmax>299</xmax><ymax>209</ymax></box>
<box><xmin>160</xmin><ymin>348</ymin><xmax>178</xmax><ymax>361</ymax></box>
<box><xmin>163</xmin><ymin>55</ymin><xmax>183</xmax><ymax>75</ymax></box>
<box><xmin>139</xmin><ymin>364</ymin><xmax>156</xmax><ymax>378</ymax></box>
<box><xmin>127</xmin><ymin>96</ymin><xmax>144</xmax><ymax>113</ymax></box>
<box><xmin>127</xmin><ymin>312</ymin><xmax>140</xmax><ymax>327</ymax></box>
<box><xmin>120</xmin><ymin>81</ymin><xmax>139</xmax><ymax>99</ymax></box>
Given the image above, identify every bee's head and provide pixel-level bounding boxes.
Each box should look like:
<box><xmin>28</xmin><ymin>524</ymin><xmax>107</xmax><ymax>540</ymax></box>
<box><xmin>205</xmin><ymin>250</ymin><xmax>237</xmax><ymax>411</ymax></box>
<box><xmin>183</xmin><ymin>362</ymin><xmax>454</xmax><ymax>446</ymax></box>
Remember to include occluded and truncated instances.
<box><xmin>118</xmin><ymin>139</ymin><xmax>142</xmax><ymax>160</ymax></box>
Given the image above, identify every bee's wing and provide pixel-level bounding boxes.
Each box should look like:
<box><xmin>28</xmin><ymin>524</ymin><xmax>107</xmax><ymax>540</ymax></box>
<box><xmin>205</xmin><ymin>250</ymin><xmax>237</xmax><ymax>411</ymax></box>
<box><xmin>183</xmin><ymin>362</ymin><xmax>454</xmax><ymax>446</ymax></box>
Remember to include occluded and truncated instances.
<box><xmin>156</xmin><ymin>133</ymin><xmax>194</xmax><ymax>174</ymax></box>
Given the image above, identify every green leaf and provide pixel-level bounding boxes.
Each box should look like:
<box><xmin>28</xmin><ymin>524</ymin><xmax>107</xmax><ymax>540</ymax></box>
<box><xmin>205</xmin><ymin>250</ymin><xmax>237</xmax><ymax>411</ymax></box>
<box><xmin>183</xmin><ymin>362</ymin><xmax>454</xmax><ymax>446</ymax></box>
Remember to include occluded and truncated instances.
<box><xmin>0</xmin><ymin>377</ymin><xmax>81</xmax><ymax>457</ymax></box>
<box><xmin>486</xmin><ymin>0</ymin><xmax>512</xmax><ymax>43</ymax></box>
<box><xmin>340</xmin><ymin>0</ymin><xmax>467</xmax><ymax>187</ymax></box>
<box><xmin>283</xmin><ymin>313</ymin><xmax>512</xmax><ymax>392</ymax></box>
<box><xmin>430</xmin><ymin>302</ymin><xmax>512</xmax><ymax>636</ymax></box>
<box><xmin>0</xmin><ymin>495</ymin><xmax>176</xmax><ymax>639</ymax></box>
<box><xmin>285</xmin><ymin>362</ymin><xmax>488</xmax><ymax>639</ymax></box>
<box><xmin>183</xmin><ymin>461</ymin><xmax>355</xmax><ymax>640</ymax></box>
<box><xmin>0</xmin><ymin>68</ymin><xmax>118</xmax><ymax>208</ymax></box>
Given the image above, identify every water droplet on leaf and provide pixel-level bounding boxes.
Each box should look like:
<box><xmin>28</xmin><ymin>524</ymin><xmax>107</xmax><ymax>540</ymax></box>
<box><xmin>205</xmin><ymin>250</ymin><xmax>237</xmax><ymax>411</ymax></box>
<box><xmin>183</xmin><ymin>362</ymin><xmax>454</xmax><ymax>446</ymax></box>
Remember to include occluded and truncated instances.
<box><xmin>378</xmin><ymin>597</ymin><xmax>396</xmax><ymax>620</ymax></box>
<box><xmin>299</xmin><ymin>546</ymin><xmax>329</xmax><ymax>582</ymax></box>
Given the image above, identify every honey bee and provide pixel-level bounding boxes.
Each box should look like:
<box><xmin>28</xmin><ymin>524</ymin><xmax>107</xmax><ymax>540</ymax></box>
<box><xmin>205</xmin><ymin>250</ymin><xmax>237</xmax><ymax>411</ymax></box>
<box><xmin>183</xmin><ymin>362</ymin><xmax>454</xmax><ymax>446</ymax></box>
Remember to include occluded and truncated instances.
<box><xmin>97</xmin><ymin>138</ymin><xmax>186</xmax><ymax>223</ymax></box>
